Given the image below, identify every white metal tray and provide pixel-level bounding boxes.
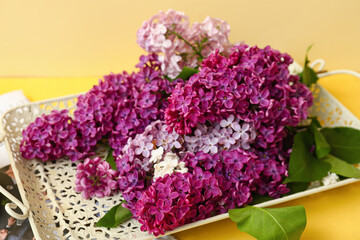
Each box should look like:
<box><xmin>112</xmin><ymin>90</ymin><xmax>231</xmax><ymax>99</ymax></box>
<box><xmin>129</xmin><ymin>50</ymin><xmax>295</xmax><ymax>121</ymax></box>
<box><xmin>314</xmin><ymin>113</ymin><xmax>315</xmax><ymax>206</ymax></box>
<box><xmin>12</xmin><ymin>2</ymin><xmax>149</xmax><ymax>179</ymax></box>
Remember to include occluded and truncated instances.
<box><xmin>1</xmin><ymin>80</ymin><xmax>359</xmax><ymax>240</ymax></box>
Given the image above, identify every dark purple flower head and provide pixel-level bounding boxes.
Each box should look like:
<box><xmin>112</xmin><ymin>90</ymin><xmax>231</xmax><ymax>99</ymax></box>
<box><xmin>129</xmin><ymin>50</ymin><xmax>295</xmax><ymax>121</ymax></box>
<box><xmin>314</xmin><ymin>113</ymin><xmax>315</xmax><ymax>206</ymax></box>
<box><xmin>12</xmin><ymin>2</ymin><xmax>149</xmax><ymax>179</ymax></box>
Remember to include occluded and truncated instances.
<box><xmin>75</xmin><ymin>157</ymin><xmax>118</xmax><ymax>199</ymax></box>
<box><xmin>263</xmin><ymin>160</ymin><xmax>286</xmax><ymax>182</ymax></box>
<box><xmin>250</xmin><ymin>89</ymin><xmax>270</xmax><ymax>107</ymax></box>
<box><xmin>20</xmin><ymin>109</ymin><xmax>79</xmax><ymax>161</ymax></box>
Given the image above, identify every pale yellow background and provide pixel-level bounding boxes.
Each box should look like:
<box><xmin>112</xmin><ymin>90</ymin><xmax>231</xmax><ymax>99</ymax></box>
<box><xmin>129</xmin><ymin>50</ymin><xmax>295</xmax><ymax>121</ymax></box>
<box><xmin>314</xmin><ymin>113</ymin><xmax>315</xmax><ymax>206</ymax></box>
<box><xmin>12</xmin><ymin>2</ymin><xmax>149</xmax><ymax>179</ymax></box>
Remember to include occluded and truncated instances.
<box><xmin>0</xmin><ymin>0</ymin><xmax>360</xmax><ymax>77</ymax></box>
<box><xmin>1</xmin><ymin>0</ymin><xmax>360</xmax><ymax>239</ymax></box>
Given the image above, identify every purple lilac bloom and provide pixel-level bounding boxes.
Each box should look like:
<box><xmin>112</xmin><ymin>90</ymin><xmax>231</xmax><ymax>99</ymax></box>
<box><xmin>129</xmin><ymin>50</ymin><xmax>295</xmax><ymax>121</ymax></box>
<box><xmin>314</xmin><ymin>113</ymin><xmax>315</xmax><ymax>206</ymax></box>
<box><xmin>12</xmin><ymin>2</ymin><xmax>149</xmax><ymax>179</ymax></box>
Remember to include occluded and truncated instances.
<box><xmin>120</xmin><ymin>30</ymin><xmax>310</xmax><ymax>237</ymax></box>
<box><xmin>20</xmin><ymin>110</ymin><xmax>79</xmax><ymax>161</ymax></box>
<box><xmin>21</xmin><ymin>53</ymin><xmax>178</xmax><ymax>161</ymax></box>
<box><xmin>74</xmin><ymin>157</ymin><xmax>118</xmax><ymax>199</ymax></box>
<box><xmin>115</xmin><ymin>120</ymin><xmax>184</xmax><ymax>210</ymax></box>
<box><xmin>165</xmin><ymin>44</ymin><xmax>313</xmax><ymax>151</ymax></box>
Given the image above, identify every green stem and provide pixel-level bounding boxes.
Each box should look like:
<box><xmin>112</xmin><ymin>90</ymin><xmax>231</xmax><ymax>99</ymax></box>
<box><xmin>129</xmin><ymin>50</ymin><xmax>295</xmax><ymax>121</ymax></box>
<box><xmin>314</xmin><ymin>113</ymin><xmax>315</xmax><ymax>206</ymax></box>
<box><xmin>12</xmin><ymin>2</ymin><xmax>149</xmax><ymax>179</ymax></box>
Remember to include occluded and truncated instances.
<box><xmin>167</xmin><ymin>30</ymin><xmax>204</xmax><ymax>60</ymax></box>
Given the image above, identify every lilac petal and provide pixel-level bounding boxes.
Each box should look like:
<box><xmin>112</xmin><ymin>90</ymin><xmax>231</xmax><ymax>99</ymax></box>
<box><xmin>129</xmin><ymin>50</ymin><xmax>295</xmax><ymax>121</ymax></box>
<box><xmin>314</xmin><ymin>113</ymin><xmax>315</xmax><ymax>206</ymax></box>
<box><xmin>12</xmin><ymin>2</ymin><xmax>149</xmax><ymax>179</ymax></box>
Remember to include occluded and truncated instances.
<box><xmin>213</xmin><ymin>187</ymin><xmax>221</xmax><ymax>197</ymax></box>
<box><xmin>250</xmin><ymin>96</ymin><xmax>260</xmax><ymax>105</ymax></box>
<box><xmin>204</xmin><ymin>189</ymin><xmax>212</xmax><ymax>199</ymax></box>
<box><xmin>148</xmin><ymin>206</ymin><xmax>158</xmax><ymax>215</ymax></box>
<box><xmin>135</xmin><ymin>148</ymin><xmax>143</xmax><ymax>155</ymax></box>
<box><xmin>242</xmin><ymin>123</ymin><xmax>250</xmax><ymax>131</ymax></box>
<box><xmin>241</xmin><ymin>133</ymin><xmax>249</xmax><ymax>141</ymax></box>
<box><xmin>231</xmin><ymin>122</ymin><xmax>240</xmax><ymax>131</ymax></box>
<box><xmin>260</xmin><ymin>99</ymin><xmax>270</xmax><ymax>107</ymax></box>
<box><xmin>233</xmin><ymin>132</ymin><xmax>240</xmax><ymax>140</ymax></box>
<box><xmin>220</xmin><ymin>119</ymin><xmax>228</xmax><ymax>128</ymax></box>
<box><xmin>224</xmin><ymin>100</ymin><xmax>234</xmax><ymax>108</ymax></box>
<box><xmin>156</xmin><ymin>212</ymin><xmax>164</xmax><ymax>222</ymax></box>
<box><xmin>142</xmin><ymin>150</ymin><xmax>150</xmax><ymax>158</ymax></box>
<box><xmin>260</xmin><ymin>89</ymin><xmax>270</xmax><ymax>98</ymax></box>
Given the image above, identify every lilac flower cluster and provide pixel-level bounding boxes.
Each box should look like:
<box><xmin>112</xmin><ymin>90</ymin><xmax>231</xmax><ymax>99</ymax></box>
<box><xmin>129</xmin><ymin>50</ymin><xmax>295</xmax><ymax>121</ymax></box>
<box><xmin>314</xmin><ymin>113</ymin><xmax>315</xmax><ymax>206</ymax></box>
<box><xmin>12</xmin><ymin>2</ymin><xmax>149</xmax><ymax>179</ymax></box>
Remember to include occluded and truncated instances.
<box><xmin>115</xmin><ymin>120</ymin><xmax>183</xmax><ymax>210</ymax></box>
<box><xmin>114</xmin><ymin>116</ymin><xmax>289</xmax><ymax>235</ymax></box>
<box><xmin>75</xmin><ymin>53</ymin><xmax>175</xmax><ymax>157</ymax></box>
<box><xmin>20</xmin><ymin>110</ymin><xmax>80</xmax><ymax>161</ymax></box>
<box><xmin>134</xmin><ymin>146</ymin><xmax>289</xmax><ymax>236</ymax></box>
<box><xmin>75</xmin><ymin>157</ymin><xmax>118</xmax><ymax>199</ymax></box>
<box><xmin>165</xmin><ymin>44</ymin><xmax>313</xmax><ymax>150</ymax></box>
<box><xmin>137</xmin><ymin>9</ymin><xmax>231</xmax><ymax>78</ymax></box>
<box><xmin>184</xmin><ymin>114</ymin><xmax>257</xmax><ymax>153</ymax></box>
<box><xmin>20</xmin><ymin>54</ymin><xmax>177</xmax><ymax>161</ymax></box>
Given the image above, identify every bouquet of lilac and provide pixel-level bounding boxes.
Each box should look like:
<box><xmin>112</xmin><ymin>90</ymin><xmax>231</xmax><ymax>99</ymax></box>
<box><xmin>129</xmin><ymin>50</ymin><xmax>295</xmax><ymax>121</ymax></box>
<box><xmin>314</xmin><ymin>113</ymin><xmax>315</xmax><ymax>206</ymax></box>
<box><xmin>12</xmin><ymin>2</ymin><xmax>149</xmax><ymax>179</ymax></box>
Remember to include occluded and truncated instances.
<box><xmin>19</xmin><ymin>10</ymin><xmax>360</xmax><ymax>239</ymax></box>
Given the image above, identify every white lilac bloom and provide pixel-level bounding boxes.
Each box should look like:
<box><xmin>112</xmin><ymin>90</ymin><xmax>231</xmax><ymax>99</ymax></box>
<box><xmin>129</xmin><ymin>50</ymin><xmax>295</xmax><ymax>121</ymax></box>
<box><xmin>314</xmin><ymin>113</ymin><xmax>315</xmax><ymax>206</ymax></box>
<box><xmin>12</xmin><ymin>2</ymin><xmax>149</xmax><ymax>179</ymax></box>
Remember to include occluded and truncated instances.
<box><xmin>149</xmin><ymin>147</ymin><xmax>164</xmax><ymax>163</ymax></box>
<box><xmin>174</xmin><ymin>161</ymin><xmax>188</xmax><ymax>174</ymax></box>
<box><xmin>163</xmin><ymin>152</ymin><xmax>179</xmax><ymax>165</ymax></box>
<box><xmin>153</xmin><ymin>153</ymin><xmax>179</xmax><ymax>179</ymax></box>
<box><xmin>322</xmin><ymin>173</ymin><xmax>339</xmax><ymax>186</ymax></box>
<box><xmin>288</xmin><ymin>61</ymin><xmax>303</xmax><ymax>75</ymax></box>
<box><xmin>154</xmin><ymin>163</ymin><xmax>173</xmax><ymax>179</ymax></box>
<box><xmin>153</xmin><ymin>152</ymin><xmax>187</xmax><ymax>179</ymax></box>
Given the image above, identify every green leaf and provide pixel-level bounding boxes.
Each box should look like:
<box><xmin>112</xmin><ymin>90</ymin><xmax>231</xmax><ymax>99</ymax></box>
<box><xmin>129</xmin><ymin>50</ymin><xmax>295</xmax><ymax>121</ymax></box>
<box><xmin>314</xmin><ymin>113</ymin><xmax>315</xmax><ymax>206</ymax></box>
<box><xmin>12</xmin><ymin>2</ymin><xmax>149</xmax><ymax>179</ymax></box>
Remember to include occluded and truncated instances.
<box><xmin>323</xmin><ymin>154</ymin><xmax>360</xmax><ymax>178</ymax></box>
<box><xmin>249</xmin><ymin>194</ymin><xmax>274</xmax><ymax>205</ymax></box>
<box><xmin>285</xmin><ymin>182</ymin><xmax>309</xmax><ymax>195</ymax></box>
<box><xmin>300</xmin><ymin>44</ymin><xmax>318</xmax><ymax>87</ymax></box>
<box><xmin>96</xmin><ymin>201</ymin><xmax>133</xmax><ymax>228</ymax></box>
<box><xmin>174</xmin><ymin>67</ymin><xmax>198</xmax><ymax>81</ymax></box>
<box><xmin>308</xmin><ymin>121</ymin><xmax>331</xmax><ymax>159</ymax></box>
<box><xmin>301</xmin><ymin>66</ymin><xmax>318</xmax><ymax>87</ymax></box>
<box><xmin>105</xmin><ymin>148</ymin><xmax>117</xmax><ymax>171</ymax></box>
<box><xmin>304</xmin><ymin>44</ymin><xmax>314</xmax><ymax>66</ymax></box>
<box><xmin>284</xmin><ymin>130</ymin><xmax>331</xmax><ymax>183</ymax></box>
<box><xmin>320</xmin><ymin>127</ymin><xmax>360</xmax><ymax>164</ymax></box>
<box><xmin>307</xmin><ymin>116</ymin><xmax>322</xmax><ymax>128</ymax></box>
<box><xmin>229</xmin><ymin>205</ymin><xmax>307</xmax><ymax>240</ymax></box>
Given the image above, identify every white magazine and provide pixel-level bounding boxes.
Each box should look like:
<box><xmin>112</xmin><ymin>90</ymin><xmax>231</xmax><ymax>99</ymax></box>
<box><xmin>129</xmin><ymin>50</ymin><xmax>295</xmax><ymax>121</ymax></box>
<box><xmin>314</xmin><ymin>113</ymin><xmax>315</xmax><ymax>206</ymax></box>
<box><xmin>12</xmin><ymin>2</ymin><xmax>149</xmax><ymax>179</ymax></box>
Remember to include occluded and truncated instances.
<box><xmin>0</xmin><ymin>90</ymin><xmax>29</xmax><ymax>168</ymax></box>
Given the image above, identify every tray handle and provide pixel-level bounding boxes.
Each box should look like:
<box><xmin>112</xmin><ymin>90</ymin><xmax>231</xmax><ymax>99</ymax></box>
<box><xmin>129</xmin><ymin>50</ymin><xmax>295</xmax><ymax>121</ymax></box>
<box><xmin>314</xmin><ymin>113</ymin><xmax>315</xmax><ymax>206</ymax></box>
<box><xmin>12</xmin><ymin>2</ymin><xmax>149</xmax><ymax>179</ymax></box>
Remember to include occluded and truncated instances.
<box><xmin>310</xmin><ymin>58</ymin><xmax>360</xmax><ymax>79</ymax></box>
<box><xmin>0</xmin><ymin>185</ymin><xmax>29</xmax><ymax>220</ymax></box>
<box><xmin>0</xmin><ymin>123</ymin><xmax>29</xmax><ymax>220</ymax></box>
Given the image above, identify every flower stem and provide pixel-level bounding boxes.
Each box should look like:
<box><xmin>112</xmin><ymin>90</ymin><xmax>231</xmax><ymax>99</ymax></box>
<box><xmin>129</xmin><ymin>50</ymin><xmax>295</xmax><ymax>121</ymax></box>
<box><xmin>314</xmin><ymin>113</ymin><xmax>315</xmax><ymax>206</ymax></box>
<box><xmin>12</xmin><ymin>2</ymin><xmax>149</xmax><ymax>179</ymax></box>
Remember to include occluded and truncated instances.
<box><xmin>167</xmin><ymin>30</ymin><xmax>204</xmax><ymax>60</ymax></box>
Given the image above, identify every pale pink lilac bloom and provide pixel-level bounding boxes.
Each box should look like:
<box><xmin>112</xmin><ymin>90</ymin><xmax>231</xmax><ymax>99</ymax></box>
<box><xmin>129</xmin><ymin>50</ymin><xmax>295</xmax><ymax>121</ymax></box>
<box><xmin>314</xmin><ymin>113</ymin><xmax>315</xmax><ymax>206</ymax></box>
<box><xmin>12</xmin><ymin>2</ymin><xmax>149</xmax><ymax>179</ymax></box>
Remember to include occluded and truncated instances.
<box><xmin>183</xmin><ymin>115</ymin><xmax>256</xmax><ymax>153</ymax></box>
<box><xmin>137</xmin><ymin>10</ymin><xmax>231</xmax><ymax>78</ymax></box>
